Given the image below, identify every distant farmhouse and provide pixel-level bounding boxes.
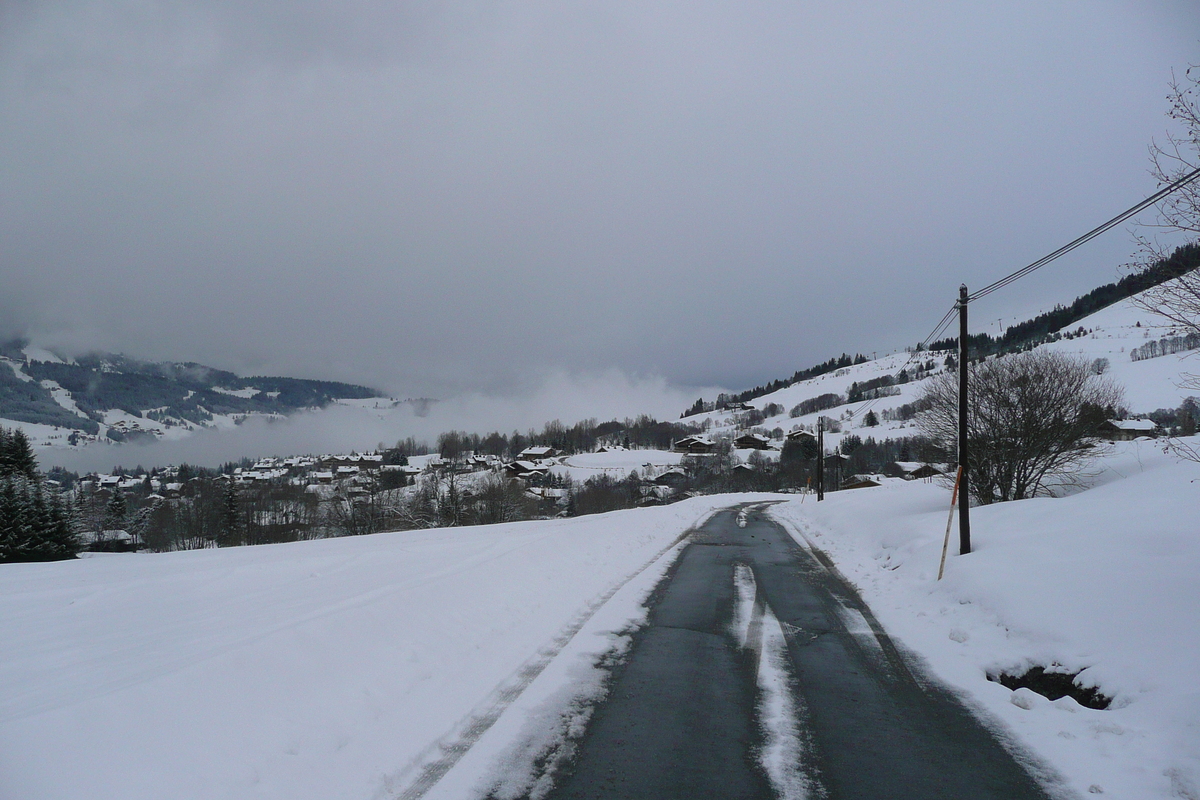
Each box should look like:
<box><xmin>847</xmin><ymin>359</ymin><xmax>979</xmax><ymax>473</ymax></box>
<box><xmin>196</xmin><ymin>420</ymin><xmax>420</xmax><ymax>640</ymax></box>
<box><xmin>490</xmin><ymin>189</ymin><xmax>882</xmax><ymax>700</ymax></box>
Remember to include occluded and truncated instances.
<box><xmin>734</xmin><ymin>433</ymin><xmax>772</xmax><ymax>450</ymax></box>
<box><xmin>1097</xmin><ymin>419</ymin><xmax>1159</xmax><ymax>441</ymax></box>
<box><xmin>672</xmin><ymin>435</ymin><xmax>716</xmax><ymax>454</ymax></box>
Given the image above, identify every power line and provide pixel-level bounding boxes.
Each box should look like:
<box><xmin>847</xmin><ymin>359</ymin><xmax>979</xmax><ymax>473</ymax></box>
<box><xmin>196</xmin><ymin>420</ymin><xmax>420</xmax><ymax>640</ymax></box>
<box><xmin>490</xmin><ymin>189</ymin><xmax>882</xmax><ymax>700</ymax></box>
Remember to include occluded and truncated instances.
<box><xmin>849</xmin><ymin>302</ymin><xmax>958</xmax><ymax>422</ymax></box>
<box><xmin>819</xmin><ymin>166</ymin><xmax>1200</xmax><ymax>430</ymax></box>
<box><xmin>968</xmin><ymin>165</ymin><xmax>1200</xmax><ymax>303</ymax></box>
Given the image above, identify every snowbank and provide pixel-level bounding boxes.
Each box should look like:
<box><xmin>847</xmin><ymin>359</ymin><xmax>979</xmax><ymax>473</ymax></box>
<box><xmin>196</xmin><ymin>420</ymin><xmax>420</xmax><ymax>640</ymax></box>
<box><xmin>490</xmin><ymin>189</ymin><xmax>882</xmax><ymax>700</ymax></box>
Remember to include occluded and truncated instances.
<box><xmin>770</xmin><ymin>438</ymin><xmax>1200</xmax><ymax>799</ymax></box>
<box><xmin>0</xmin><ymin>496</ymin><xmax>749</xmax><ymax>800</ymax></box>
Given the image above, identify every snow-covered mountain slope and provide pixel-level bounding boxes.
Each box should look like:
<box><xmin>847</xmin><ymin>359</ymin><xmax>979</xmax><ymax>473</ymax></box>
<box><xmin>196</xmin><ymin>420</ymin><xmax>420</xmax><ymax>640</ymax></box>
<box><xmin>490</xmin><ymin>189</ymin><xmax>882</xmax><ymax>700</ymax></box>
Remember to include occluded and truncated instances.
<box><xmin>0</xmin><ymin>342</ymin><xmax>389</xmax><ymax>450</ymax></box>
<box><xmin>684</xmin><ymin>281</ymin><xmax>1196</xmax><ymax>453</ymax></box>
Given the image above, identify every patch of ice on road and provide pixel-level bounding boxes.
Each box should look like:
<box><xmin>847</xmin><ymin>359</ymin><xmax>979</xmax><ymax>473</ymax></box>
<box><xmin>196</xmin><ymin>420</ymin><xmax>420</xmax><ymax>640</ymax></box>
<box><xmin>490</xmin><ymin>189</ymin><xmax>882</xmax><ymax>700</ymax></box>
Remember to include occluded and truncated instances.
<box><xmin>756</xmin><ymin>605</ymin><xmax>823</xmax><ymax>800</ymax></box>
<box><xmin>730</xmin><ymin>563</ymin><xmax>759</xmax><ymax>650</ymax></box>
<box><xmin>833</xmin><ymin>603</ymin><xmax>887</xmax><ymax>663</ymax></box>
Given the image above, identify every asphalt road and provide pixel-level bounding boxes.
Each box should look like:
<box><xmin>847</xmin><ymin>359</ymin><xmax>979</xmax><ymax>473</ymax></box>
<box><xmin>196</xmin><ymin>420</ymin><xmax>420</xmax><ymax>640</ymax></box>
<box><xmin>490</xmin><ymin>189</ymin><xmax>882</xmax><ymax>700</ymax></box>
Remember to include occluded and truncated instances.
<box><xmin>538</xmin><ymin>504</ymin><xmax>1058</xmax><ymax>800</ymax></box>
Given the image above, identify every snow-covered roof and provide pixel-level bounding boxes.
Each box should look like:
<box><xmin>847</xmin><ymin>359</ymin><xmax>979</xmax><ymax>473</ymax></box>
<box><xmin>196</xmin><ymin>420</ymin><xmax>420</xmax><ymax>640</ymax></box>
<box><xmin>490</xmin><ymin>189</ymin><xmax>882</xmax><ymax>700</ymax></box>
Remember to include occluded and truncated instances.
<box><xmin>1107</xmin><ymin>419</ymin><xmax>1157</xmax><ymax>432</ymax></box>
<box><xmin>507</xmin><ymin>460</ymin><xmax>547</xmax><ymax>474</ymax></box>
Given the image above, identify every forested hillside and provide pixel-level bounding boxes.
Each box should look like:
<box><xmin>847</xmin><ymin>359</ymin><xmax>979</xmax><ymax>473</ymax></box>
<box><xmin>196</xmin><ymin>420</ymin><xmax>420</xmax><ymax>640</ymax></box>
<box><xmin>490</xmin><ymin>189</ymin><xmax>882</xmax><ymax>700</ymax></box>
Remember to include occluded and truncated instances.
<box><xmin>683</xmin><ymin>243</ymin><xmax>1200</xmax><ymax>417</ymax></box>
<box><xmin>0</xmin><ymin>343</ymin><xmax>383</xmax><ymax>441</ymax></box>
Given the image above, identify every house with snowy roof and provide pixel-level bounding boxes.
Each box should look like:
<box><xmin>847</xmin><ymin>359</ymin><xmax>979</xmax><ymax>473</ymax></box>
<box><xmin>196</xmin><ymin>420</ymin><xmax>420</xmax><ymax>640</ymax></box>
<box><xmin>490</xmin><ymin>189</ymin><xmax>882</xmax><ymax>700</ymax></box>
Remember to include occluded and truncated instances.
<box><xmin>672</xmin><ymin>435</ymin><xmax>716</xmax><ymax>454</ymax></box>
<box><xmin>517</xmin><ymin>446</ymin><xmax>558</xmax><ymax>461</ymax></box>
<box><xmin>1097</xmin><ymin>419</ymin><xmax>1159</xmax><ymax>441</ymax></box>
<box><xmin>734</xmin><ymin>433</ymin><xmax>772</xmax><ymax>450</ymax></box>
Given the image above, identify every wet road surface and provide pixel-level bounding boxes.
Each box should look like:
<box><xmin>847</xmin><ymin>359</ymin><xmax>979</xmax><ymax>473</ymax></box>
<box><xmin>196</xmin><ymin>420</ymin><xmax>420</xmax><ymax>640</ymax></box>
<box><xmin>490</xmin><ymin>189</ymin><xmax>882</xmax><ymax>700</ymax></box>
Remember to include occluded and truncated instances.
<box><xmin>539</xmin><ymin>504</ymin><xmax>1058</xmax><ymax>800</ymax></box>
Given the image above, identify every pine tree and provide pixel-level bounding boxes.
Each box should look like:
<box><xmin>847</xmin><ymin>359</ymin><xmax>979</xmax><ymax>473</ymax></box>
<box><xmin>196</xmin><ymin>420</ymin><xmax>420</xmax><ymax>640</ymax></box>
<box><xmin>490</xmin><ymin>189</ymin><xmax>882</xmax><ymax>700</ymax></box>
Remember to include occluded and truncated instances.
<box><xmin>0</xmin><ymin>475</ymin><xmax>78</xmax><ymax>563</ymax></box>
<box><xmin>45</xmin><ymin>493</ymin><xmax>80</xmax><ymax>559</ymax></box>
<box><xmin>9</xmin><ymin>429</ymin><xmax>37</xmax><ymax>479</ymax></box>
<box><xmin>0</xmin><ymin>477</ymin><xmax>26</xmax><ymax>561</ymax></box>
<box><xmin>0</xmin><ymin>427</ymin><xmax>39</xmax><ymax>480</ymax></box>
<box><xmin>220</xmin><ymin>481</ymin><xmax>243</xmax><ymax>547</ymax></box>
<box><xmin>103</xmin><ymin>488</ymin><xmax>127</xmax><ymax>534</ymax></box>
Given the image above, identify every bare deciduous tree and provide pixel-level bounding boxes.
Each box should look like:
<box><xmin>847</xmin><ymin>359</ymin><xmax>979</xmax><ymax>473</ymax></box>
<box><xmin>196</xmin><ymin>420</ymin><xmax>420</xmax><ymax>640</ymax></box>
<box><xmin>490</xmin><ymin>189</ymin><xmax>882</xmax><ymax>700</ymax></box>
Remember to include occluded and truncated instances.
<box><xmin>1138</xmin><ymin>66</ymin><xmax>1200</xmax><ymax>258</ymax></box>
<box><xmin>918</xmin><ymin>350</ymin><xmax>1123</xmax><ymax>504</ymax></box>
<box><xmin>1133</xmin><ymin>67</ymin><xmax>1200</xmax><ymax>339</ymax></box>
<box><xmin>1131</xmin><ymin>65</ymin><xmax>1200</xmax><ymax>461</ymax></box>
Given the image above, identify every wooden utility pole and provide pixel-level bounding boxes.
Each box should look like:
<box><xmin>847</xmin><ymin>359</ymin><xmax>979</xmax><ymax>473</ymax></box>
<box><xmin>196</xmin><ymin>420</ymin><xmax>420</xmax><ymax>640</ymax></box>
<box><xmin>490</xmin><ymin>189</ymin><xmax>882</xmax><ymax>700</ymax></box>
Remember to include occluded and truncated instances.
<box><xmin>957</xmin><ymin>284</ymin><xmax>972</xmax><ymax>555</ymax></box>
<box><xmin>816</xmin><ymin>418</ymin><xmax>825</xmax><ymax>501</ymax></box>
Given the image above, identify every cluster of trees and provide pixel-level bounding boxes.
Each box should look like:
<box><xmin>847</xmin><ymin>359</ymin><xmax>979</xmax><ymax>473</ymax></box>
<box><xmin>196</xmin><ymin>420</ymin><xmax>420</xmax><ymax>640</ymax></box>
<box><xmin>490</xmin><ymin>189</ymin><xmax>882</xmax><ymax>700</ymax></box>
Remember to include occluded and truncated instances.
<box><xmin>783</xmin><ymin>362</ymin><xmax>944</xmax><ymax>422</ymax></box>
<box><xmin>0</xmin><ymin>360</ymin><xmax>99</xmax><ymax>433</ymax></box>
<box><xmin>76</xmin><ymin>464</ymin><xmax>568</xmax><ymax>552</ymax></box>
<box><xmin>0</xmin><ymin>426</ymin><xmax>78</xmax><ymax>563</ymax></box>
<box><xmin>428</xmin><ymin>415</ymin><xmax>703</xmax><ymax>461</ymax></box>
<box><xmin>918</xmin><ymin>351</ymin><xmax>1122</xmax><ymax>505</ymax></box>
<box><xmin>878</xmin><ymin>397</ymin><xmax>933</xmax><ymax>423</ymax></box>
<box><xmin>1143</xmin><ymin>398</ymin><xmax>1199</xmax><ymax>437</ymax></box>
<box><xmin>790</xmin><ymin>392</ymin><xmax>843</xmax><ymax>418</ymax></box>
<box><xmin>846</xmin><ymin>375</ymin><xmax>902</xmax><ymax>403</ymax></box>
<box><xmin>1129</xmin><ymin>332</ymin><xmax>1200</xmax><ymax>362</ymax></box>
<box><xmin>681</xmin><ymin>354</ymin><xmax>870</xmax><ymax>417</ymax></box>
<box><xmin>924</xmin><ymin>245</ymin><xmax>1200</xmax><ymax>358</ymax></box>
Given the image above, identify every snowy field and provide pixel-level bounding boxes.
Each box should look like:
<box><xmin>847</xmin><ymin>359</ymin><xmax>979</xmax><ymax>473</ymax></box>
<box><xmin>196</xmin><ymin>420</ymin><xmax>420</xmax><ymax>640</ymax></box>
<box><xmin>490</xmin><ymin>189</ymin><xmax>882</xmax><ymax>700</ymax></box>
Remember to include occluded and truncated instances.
<box><xmin>684</xmin><ymin>292</ymin><xmax>1197</xmax><ymax>451</ymax></box>
<box><xmin>770</xmin><ymin>438</ymin><xmax>1200</xmax><ymax>800</ymax></box>
<box><xmin>0</xmin><ymin>496</ymin><xmax>751</xmax><ymax>800</ymax></box>
<box><xmin>3</xmin><ymin>440</ymin><xmax>1199</xmax><ymax>798</ymax></box>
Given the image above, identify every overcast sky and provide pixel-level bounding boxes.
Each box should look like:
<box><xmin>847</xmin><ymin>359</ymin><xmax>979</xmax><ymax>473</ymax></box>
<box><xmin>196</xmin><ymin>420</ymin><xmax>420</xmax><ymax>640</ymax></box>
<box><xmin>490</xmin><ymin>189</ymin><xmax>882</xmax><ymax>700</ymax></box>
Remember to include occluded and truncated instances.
<box><xmin>3</xmin><ymin>2</ymin><xmax>1198</xmax><ymax>415</ymax></box>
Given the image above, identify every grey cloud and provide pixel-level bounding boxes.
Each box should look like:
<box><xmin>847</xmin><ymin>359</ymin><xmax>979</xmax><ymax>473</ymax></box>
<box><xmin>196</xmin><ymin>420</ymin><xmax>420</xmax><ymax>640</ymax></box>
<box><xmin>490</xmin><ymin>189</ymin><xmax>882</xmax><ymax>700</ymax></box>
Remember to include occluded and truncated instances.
<box><xmin>39</xmin><ymin>368</ymin><xmax>723</xmax><ymax>472</ymax></box>
<box><xmin>2</xmin><ymin>1</ymin><xmax>1198</xmax><ymax>406</ymax></box>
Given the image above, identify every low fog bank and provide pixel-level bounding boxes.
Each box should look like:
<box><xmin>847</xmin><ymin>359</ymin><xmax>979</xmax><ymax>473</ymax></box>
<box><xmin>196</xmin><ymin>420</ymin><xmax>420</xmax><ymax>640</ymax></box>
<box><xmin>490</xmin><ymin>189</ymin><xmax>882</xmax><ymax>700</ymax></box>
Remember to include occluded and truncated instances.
<box><xmin>39</xmin><ymin>370</ymin><xmax>724</xmax><ymax>473</ymax></box>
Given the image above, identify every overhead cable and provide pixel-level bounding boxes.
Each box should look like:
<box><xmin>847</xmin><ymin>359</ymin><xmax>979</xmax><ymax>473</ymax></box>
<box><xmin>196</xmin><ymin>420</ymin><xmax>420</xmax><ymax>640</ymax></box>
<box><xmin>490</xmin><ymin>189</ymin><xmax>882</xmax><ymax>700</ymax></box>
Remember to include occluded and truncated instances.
<box><xmin>967</xmin><ymin>165</ymin><xmax>1200</xmax><ymax>303</ymax></box>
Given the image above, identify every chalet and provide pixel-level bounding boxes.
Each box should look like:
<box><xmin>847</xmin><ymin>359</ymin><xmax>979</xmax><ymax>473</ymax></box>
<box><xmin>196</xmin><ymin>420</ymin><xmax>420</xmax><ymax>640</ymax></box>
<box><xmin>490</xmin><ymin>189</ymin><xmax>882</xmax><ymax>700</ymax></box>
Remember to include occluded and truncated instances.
<box><xmin>639</xmin><ymin>484</ymin><xmax>676</xmax><ymax>503</ymax></box>
<box><xmin>654</xmin><ymin>468</ymin><xmax>689</xmax><ymax>487</ymax></box>
<box><xmin>79</xmin><ymin>529</ymin><xmax>134</xmax><ymax>552</ymax></box>
<box><xmin>517</xmin><ymin>446</ymin><xmax>558</xmax><ymax>461</ymax></box>
<box><xmin>673</xmin><ymin>435</ymin><xmax>716</xmax><ymax>454</ymax></box>
<box><xmin>724</xmin><ymin>401</ymin><xmax>752</xmax><ymax>411</ymax></box>
<box><xmin>505</xmin><ymin>461</ymin><xmax>548</xmax><ymax>478</ymax></box>
<box><xmin>320</xmin><ymin>453</ymin><xmax>381</xmax><ymax>471</ymax></box>
<box><xmin>883</xmin><ymin>461</ymin><xmax>946</xmax><ymax>480</ymax></box>
<box><xmin>526</xmin><ymin>486</ymin><xmax>568</xmax><ymax>503</ymax></box>
<box><xmin>785</xmin><ymin>429</ymin><xmax>817</xmax><ymax>444</ymax></box>
<box><xmin>734</xmin><ymin>433</ymin><xmax>772</xmax><ymax>450</ymax></box>
<box><xmin>841</xmin><ymin>475</ymin><xmax>882</xmax><ymax>490</ymax></box>
<box><xmin>1097</xmin><ymin>419</ymin><xmax>1159</xmax><ymax>441</ymax></box>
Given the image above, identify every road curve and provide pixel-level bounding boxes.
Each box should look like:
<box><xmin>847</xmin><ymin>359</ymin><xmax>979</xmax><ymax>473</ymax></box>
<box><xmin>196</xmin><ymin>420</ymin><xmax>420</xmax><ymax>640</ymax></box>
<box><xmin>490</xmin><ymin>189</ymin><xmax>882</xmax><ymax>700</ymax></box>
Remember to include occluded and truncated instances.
<box><xmin>534</xmin><ymin>503</ymin><xmax>1059</xmax><ymax>800</ymax></box>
